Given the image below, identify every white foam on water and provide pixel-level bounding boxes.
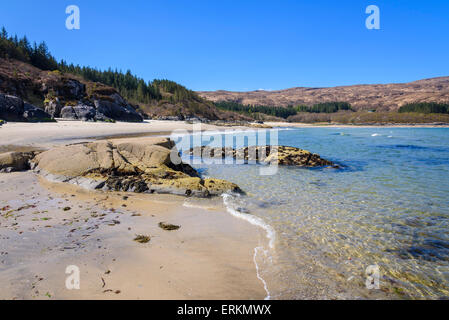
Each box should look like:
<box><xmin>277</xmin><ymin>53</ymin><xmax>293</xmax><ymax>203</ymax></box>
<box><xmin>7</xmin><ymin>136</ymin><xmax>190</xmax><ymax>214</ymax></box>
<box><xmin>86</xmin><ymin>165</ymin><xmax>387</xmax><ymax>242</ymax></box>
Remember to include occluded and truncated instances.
<box><xmin>222</xmin><ymin>194</ymin><xmax>275</xmax><ymax>249</ymax></box>
<box><xmin>371</xmin><ymin>133</ymin><xmax>381</xmax><ymax>137</ymax></box>
<box><xmin>254</xmin><ymin>246</ymin><xmax>271</xmax><ymax>300</ymax></box>
<box><xmin>222</xmin><ymin>193</ymin><xmax>276</xmax><ymax>300</ymax></box>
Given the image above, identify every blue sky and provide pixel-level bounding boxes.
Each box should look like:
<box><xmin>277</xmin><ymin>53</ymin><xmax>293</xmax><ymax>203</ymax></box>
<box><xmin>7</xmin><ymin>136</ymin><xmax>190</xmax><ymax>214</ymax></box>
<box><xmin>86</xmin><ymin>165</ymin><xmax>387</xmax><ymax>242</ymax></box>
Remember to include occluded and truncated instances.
<box><xmin>1</xmin><ymin>0</ymin><xmax>448</xmax><ymax>91</ymax></box>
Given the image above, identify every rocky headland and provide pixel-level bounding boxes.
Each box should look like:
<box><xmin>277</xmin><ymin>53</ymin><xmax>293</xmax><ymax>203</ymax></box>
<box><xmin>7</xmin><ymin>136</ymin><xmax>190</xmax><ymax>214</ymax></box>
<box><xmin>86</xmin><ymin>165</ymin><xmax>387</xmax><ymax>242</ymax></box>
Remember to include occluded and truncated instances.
<box><xmin>0</xmin><ymin>58</ymin><xmax>143</xmax><ymax>122</ymax></box>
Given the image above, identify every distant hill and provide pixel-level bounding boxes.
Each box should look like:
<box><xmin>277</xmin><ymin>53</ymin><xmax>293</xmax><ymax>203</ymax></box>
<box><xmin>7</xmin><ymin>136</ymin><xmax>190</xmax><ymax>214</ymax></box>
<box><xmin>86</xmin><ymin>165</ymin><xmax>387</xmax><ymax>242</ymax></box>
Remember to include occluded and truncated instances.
<box><xmin>198</xmin><ymin>77</ymin><xmax>449</xmax><ymax>112</ymax></box>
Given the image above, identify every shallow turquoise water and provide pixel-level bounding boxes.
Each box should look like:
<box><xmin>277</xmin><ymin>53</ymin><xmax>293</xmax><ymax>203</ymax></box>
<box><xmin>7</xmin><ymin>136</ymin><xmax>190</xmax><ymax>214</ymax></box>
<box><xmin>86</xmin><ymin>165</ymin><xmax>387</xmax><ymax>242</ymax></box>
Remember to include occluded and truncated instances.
<box><xmin>178</xmin><ymin>127</ymin><xmax>449</xmax><ymax>299</ymax></box>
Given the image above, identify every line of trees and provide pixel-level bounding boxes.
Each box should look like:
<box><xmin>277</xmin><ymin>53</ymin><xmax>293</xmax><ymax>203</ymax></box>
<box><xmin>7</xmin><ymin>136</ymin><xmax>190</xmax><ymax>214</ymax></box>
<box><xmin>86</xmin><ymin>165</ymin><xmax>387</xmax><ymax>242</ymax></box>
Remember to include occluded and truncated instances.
<box><xmin>0</xmin><ymin>27</ymin><xmax>199</xmax><ymax>106</ymax></box>
<box><xmin>214</xmin><ymin>101</ymin><xmax>353</xmax><ymax>119</ymax></box>
<box><xmin>214</xmin><ymin>101</ymin><xmax>298</xmax><ymax>119</ymax></box>
<box><xmin>398</xmin><ymin>102</ymin><xmax>449</xmax><ymax>114</ymax></box>
<box><xmin>0</xmin><ymin>27</ymin><xmax>58</xmax><ymax>71</ymax></box>
<box><xmin>295</xmin><ymin>102</ymin><xmax>353</xmax><ymax>113</ymax></box>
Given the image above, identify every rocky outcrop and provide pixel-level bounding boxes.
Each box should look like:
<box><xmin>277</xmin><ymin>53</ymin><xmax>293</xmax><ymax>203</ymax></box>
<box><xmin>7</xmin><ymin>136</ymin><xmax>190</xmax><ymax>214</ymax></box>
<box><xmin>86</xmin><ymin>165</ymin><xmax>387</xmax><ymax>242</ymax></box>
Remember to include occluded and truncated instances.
<box><xmin>189</xmin><ymin>145</ymin><xmax>338</xmax><ymax>168</ymax></box>
<box><xmin>0</xmin><ymin>93</ymin><xmax>53</xmax><ymax>122</ymax></box>
<box><xmin>60</xmin><ymin>105</ymin><xmax>97</xmax><ymax>121</ymax></box>
<box><xmin>93</xmin><ymin>99</ymin><xmax>142</xmax><ymax>122</ymax></box>
<box><xmin>44</xmin><ymin>98</ymin><xmax>62</xmax><ymax>118</ymax></box>
<box><xmin>31</xmin><ymin>137</ymin><xmax>243</xmax><ymax>197</ymax></box>
<box><xmin>42</xmin><ymin>79</ymin><xmax>143</xmax><ymax>122</ymax></box>
<box><xmin>0</xmin><ymin>151</ymin><xmax>36</xmax><ymax>172</ymax></box>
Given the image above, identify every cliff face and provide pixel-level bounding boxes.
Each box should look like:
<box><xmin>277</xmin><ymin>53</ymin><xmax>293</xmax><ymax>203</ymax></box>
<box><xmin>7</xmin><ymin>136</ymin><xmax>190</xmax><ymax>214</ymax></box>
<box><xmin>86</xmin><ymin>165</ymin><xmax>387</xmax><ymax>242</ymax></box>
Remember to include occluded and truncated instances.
<box><xmin>198</xmin><ymin>77</ymin><xmax>449</xmax><ymax>112</ymax></box>
<box><xmin>0</xmin><ymin>58</ymin><xmax>142</xmax><ymax>122</ymax></box>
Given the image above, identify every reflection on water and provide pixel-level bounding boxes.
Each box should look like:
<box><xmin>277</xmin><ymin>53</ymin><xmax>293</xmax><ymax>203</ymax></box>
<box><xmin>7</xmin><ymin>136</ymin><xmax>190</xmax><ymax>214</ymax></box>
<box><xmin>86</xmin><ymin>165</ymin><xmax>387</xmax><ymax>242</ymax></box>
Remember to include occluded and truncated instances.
<box><xmin>180</xmin><ymin>127</ymin><xmax>449</xmax><ymax>299</ymax></box>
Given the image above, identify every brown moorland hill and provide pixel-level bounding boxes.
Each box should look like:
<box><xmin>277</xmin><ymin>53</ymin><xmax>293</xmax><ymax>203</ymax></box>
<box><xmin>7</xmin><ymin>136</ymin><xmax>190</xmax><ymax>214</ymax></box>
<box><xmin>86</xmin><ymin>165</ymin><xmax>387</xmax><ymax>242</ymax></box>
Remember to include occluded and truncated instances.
<box><xmin>198</xmin><ymin>77</ymin><xmax>449</xmax><ymax>112</ymax></box>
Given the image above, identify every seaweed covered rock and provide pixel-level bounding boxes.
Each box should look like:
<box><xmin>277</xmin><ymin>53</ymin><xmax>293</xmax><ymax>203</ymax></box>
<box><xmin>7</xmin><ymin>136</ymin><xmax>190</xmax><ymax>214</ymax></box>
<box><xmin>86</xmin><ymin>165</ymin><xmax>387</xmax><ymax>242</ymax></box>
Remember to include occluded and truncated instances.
<box><xmin>32</xmin><ymin>137</ymin><xmax>242</xmax><ymax>197</ymax></box>
<box><xmin>189</xmin><ymin>145</ymin><xmax>338</xmax><ymax>168</ymax></box>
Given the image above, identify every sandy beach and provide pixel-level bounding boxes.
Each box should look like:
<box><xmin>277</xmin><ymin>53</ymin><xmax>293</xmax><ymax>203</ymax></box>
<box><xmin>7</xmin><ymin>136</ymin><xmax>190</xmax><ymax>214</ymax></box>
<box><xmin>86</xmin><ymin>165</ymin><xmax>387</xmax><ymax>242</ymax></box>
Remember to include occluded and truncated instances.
<box><xmin>0</xmin><ymin>120</ymin><xmax>237</xmax><ymax>149</ymax></box>
<box><xmin>0</xmin><ymin>120</ymin><xmax>268</xmax><ymax>300</ymax></box>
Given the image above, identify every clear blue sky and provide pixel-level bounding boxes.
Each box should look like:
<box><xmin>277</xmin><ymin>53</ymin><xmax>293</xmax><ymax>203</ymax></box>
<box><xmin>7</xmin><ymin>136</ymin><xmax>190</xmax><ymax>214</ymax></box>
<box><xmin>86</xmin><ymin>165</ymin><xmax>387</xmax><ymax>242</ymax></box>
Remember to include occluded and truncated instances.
<box><xmin>1</xmin><ymin>0</ymin><xmax>448</xmax><ymax>91</ymax></box>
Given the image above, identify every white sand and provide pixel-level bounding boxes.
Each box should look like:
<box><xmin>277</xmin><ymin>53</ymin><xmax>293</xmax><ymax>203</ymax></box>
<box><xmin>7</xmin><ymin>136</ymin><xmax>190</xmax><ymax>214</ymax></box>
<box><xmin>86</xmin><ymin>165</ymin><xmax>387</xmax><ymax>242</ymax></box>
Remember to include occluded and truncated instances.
<box><xmin>0</xmin><ymin>120</ymin><xmax>230</xmax><ymax>148</ymax></box>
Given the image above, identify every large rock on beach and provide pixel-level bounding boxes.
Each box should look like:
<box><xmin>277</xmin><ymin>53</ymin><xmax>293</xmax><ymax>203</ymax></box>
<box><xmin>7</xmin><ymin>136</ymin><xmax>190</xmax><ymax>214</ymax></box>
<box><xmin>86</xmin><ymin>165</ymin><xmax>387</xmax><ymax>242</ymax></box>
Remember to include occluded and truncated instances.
<box><xmin>0</xmin><ymin>93</ymin><xmax>53</xmax><ymax>122</ymax></box>
<box><xmin>93</xmin><ymin>99</ymin><xmax>143</xmax><ymax>122</ymax></box>
<box><xmin>60</xmin><ymin>105</ymin><xmax>97</xmax><ymax>121</ymax></box>
<box><xmin>32</xmin><ymin>137</ymin><xmax>242</xmax><ymax>197</ymax></box>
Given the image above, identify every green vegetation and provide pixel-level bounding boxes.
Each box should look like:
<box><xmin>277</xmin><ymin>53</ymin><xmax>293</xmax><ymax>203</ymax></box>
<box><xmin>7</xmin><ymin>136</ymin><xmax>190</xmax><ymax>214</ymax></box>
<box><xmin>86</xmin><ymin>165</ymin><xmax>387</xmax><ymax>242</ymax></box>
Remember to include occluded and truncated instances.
<box><xmin>0</xmin><ymin>27</ymin><xmax>58</xmax><ymax>71</ymax></box>
<box><xmin>214</xmin><ymin>101</ymin><xmax>353</xmax><ymax>119</ymax></box>
<box><xmin>295</xmin><ymin>102</ymin><xmax>353</xmax><ymax>113</ymax></box>
<box><xmin>398</xmin><ymin>102</ymin><xmax>449</xmax><ymax>114</ymax></box>
<box><xmin>215</xmin><ymin>101</ymin><xmax>298</xmax><ymax>119</ymax></box>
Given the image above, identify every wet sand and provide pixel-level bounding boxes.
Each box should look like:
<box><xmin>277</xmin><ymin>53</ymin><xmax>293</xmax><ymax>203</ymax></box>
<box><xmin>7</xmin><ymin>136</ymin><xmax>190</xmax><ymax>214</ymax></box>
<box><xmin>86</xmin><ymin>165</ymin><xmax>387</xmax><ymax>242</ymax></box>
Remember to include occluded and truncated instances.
<box><xmin>0</xmin><ymin>172</ymin><xmax>267</xmax><ymax>300</ymax></box>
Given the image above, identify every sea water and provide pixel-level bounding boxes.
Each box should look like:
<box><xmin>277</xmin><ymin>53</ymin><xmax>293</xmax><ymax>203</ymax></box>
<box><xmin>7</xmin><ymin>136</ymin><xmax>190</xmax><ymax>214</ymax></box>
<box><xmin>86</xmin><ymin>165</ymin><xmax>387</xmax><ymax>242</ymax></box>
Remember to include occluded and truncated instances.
<box><xmin>179</xmin><ymin>127</ymin><xmax>449</xmax><ymax>299</ymax></box>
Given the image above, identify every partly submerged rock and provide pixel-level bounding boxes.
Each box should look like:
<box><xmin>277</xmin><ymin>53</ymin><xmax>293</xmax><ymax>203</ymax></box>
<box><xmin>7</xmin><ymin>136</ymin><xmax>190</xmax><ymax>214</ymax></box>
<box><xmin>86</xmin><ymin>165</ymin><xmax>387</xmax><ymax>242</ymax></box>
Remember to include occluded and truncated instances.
<box><xmin>32</xmin><ymin>137</ymin><xmax>242</xmax><ymax>197</ymax></box>
<box><xmin>0</xmin><ymin>151</ymin><xmax>36</xmax><ymax>172</ymax></box>
<box><xmin>188</xmin><ymin>145</ymin><xmax>338</xmax><ymax>168</ymax></box>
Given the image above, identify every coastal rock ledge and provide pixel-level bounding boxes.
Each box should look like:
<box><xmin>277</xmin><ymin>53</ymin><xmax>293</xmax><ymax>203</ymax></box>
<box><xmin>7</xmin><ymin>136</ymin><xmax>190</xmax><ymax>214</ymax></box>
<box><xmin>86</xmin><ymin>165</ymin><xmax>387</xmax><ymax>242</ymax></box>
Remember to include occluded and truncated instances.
<box><xmin>188</xmin><ymin>145</ymin><xmax>338</xmax><ymax>168</ymax></box>
<box><xmin>30</xmin><ymin>137</ymin><xmax>243</xmax><ymax>197</ymax></box>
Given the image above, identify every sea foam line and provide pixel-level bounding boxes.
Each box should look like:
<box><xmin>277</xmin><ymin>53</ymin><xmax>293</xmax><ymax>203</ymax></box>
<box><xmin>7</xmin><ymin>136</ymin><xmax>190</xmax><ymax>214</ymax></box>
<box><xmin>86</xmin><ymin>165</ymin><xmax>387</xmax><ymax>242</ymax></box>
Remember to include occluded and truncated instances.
<box><xmin>222</xmin><ymin>193</ymin><xmax>275</xmax><ymax>300</ymax></box>
<box><xmin>254</xmin><ymin>246</ymin><xmax>271</xmax><ymax>300</ymax></box>
<box><xmin>222</xmin><ymin>194</ymin><xmax>275</xmax><ymax>249</ymax></box>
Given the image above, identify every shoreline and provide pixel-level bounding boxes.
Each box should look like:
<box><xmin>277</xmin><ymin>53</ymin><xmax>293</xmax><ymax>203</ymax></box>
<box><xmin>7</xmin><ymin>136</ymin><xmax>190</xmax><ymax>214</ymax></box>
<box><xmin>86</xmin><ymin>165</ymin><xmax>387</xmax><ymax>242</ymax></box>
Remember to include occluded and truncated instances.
<box><xmin>0</xmin><ymin>120</ymin><xmax>249</xmax><ymax>149</ymax></box>
<box><xmin>0</xmin><ymin>120</ymin><xmax>271</xmax><ymax>300</ymax></box>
